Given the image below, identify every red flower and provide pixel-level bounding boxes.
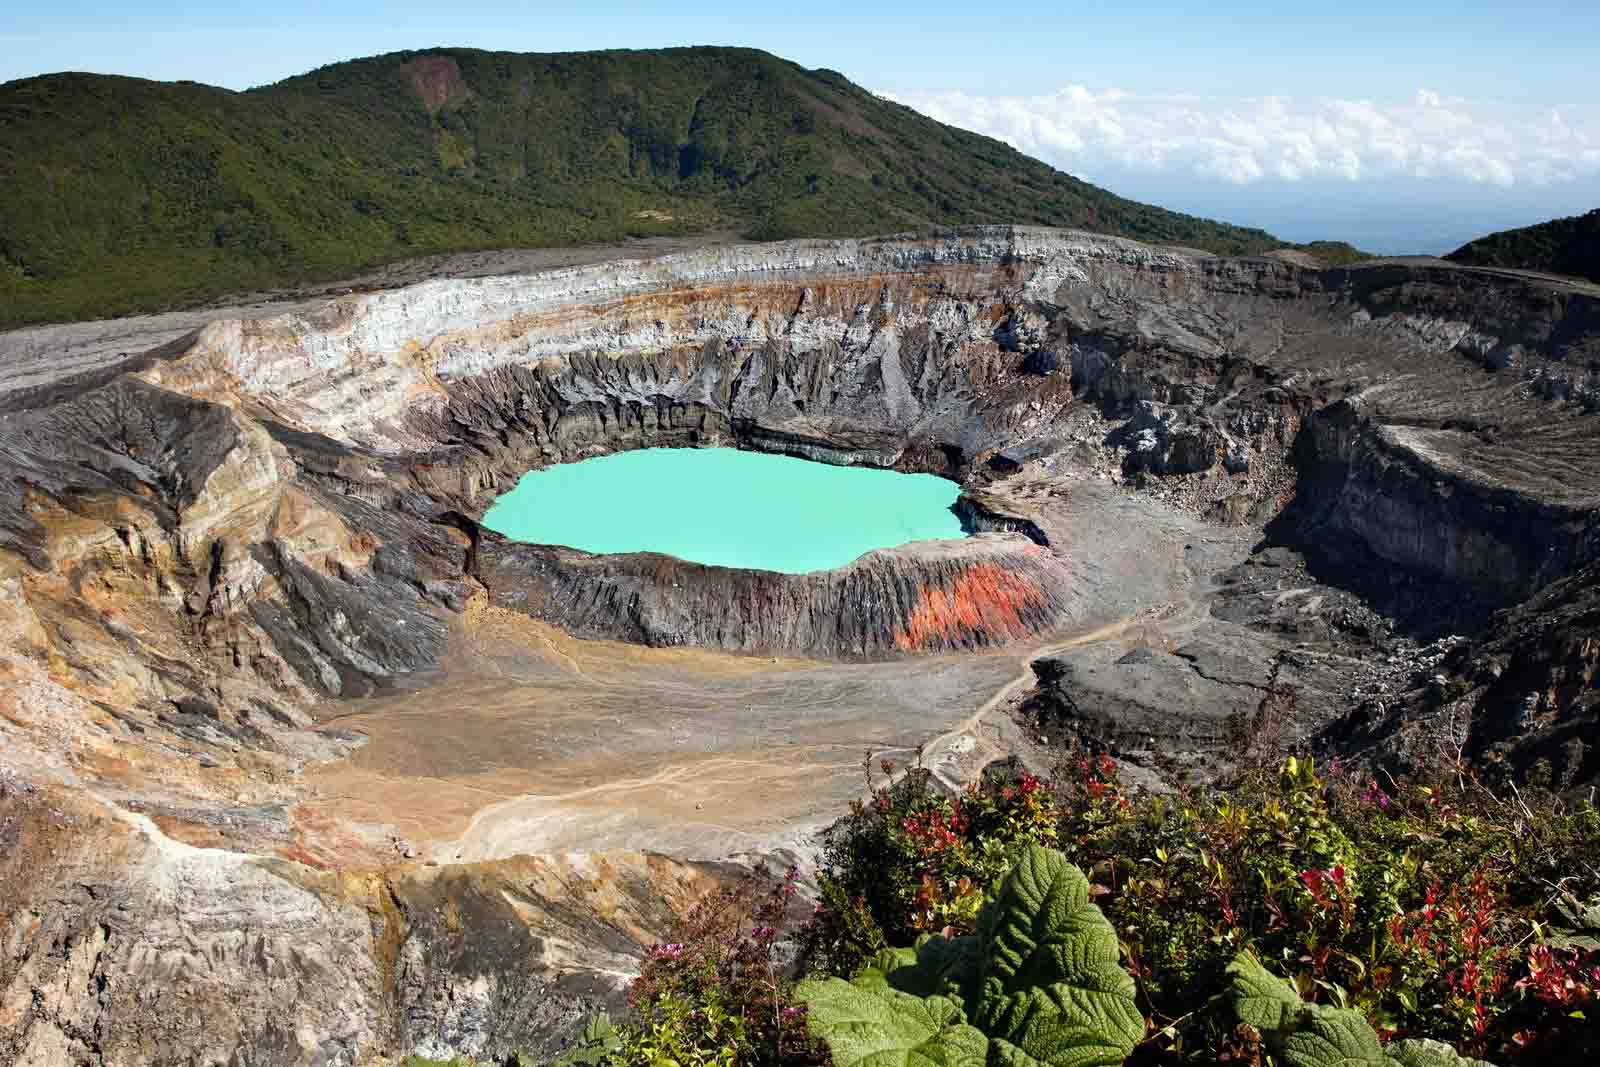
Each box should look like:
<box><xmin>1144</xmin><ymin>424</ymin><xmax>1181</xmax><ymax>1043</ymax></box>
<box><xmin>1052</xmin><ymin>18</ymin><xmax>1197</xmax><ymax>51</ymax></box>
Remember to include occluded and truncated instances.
<box><xmin>1300</xmin><ymin>867</ymin><xmax>1332</xmax><ymax>907</ymax></box>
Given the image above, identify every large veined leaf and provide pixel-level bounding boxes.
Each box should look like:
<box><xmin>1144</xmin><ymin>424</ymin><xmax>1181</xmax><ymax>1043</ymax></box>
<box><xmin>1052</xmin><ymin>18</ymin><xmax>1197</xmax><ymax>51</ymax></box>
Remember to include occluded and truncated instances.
<box><xmin>862</xmin><ymin>936</ymin><xmax>984</xmax><ymax>1008</ymax></box>
<box><xmin>1225</xmin><ymin>953</ymin><xmax>1306</xmax><ymax>1035</ymax></box>
<box><xmin>1388</xmin><ymin>1039</ymin><xmax>1497</xmax><ymax>1067</ymax></box>
<box><xmin>915</xmin><ymin>934</ymin><xmax>984</xmax><ymax>1009</ymax></box>
<box><xmin>1226</xmin><ymin>951</ymin><xmax>1390</xmax><ymax>1066</ymax></box>
<box><xmin>1279</xmin><ymin>1005</ymin><xmax>1392</xmax><ymax>1067</ymax></box>
<box><xmin>854</xmin><ymin>947</ymin><xmax>924</xmax><ymax>994</ymax></box>
<box><xmin>798</xmin><ymin>976</ymin><xmax>990</xmax><ymax>1067</ymax></box>
<box><xmin>1224</xmin><ymin>953</ymin><xmax>1498</xmax><ymax>1067</ymax></box>
<box><xmin>801</xmin><ymin>848</ymin><xmax>1145</xmax><ymax>1067</ymax></box>
<box><xmin>972</xmin><ymin>845</ymin><xmax>1144</xmax><ymax>1067</ymax></box>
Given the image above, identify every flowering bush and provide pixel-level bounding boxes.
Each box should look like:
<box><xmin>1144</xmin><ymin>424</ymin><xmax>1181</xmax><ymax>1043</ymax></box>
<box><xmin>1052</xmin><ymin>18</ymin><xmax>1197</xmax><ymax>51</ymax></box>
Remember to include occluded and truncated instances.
<box><xmin>1054</xmin><ymin>755</ymin><xmax>1600</xmax><ymax>1063</ymax></box>
<box><xmin>604</xmin><ymin>866</ymin><xmax>826</xmax><ymax>1067</ymax></box>
<box><xmin>561</xmin><ymin>748</ymin><xmax>1598</xmax><ymax>1067</ymax></box>
<box><xmin>798</xmin><ymin>751</ymin><xmax>1600</xmax><ymax>1065</ymax></box>
<box><xmin>795</xmin><ymin>756</ymin><xmax>1059</xmax><ymax>978</ymax></box>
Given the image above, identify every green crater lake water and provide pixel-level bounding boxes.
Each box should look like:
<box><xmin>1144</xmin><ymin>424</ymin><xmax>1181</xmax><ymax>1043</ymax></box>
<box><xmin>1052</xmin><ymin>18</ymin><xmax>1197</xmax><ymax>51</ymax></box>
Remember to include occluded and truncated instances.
<box><xmin>481</xmin><ymin>447</ymin><xmax>969</xmax><ymax>573</ymax></box>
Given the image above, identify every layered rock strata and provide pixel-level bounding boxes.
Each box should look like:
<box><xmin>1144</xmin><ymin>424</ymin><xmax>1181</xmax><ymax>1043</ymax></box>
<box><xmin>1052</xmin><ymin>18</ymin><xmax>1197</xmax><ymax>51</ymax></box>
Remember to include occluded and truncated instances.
<box><xmin>2</xmin><ymin>226</ymin><xmax>1600</xmax><ymax>1064</ymax></box>
<box><xmin>479</xmin><ymin>534</ymin><xmax>1073</xmax><ymax>656</ymax></box>
<box><xmin>0</xmin><ymin>782</ymin><xmax>731</xmax><ymax>1066</ymax></box>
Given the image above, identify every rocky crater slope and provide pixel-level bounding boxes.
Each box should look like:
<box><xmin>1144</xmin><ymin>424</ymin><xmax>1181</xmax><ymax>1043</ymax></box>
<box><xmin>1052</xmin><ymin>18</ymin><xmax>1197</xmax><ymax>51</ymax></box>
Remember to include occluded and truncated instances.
<box><xmin>2</xmin><ymin>226</ymin><xmax>1599</xmax><ymax>1064</ymax></box>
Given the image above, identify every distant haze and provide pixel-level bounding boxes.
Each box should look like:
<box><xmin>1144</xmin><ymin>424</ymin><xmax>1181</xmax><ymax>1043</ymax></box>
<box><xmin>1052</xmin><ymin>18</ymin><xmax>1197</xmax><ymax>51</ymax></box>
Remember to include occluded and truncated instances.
<box><xmin>885</xmin><ymin>87</ymin><xmax>1600</xmax><ymax>256</ymax></box>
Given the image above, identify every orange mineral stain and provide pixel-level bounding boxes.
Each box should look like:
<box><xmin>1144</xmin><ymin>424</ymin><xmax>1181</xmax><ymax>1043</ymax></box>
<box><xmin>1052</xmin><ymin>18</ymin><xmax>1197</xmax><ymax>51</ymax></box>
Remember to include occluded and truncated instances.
<box><xmin>893</xmin><ymin>563</ymin><xmax>1048</xmax><ymax>651</ymax></box>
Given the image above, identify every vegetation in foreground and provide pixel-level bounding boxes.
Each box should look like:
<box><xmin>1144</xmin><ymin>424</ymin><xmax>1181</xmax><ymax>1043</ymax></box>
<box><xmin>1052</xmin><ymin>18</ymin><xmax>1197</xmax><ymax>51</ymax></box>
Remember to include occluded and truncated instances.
<box><xmin>1447</xmin><ymin>208</ymin><xmax>1600</xmax><ymax>285</ymax></box>
<box><xmin>1</xmin><ymin>47</ymin><xmax>1368</xmax><ymax>329</ymax></box>
<box><xmin>549</xmin><ymin>749</ymin><xmax>1599</xmax><ymax>1067</ymax></box>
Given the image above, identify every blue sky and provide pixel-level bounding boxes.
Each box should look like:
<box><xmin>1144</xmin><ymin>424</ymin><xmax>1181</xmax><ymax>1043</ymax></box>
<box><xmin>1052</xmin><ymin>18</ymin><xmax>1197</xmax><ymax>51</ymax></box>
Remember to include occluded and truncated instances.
<box><xmin>5</xmin><ymin>1</ymin><xmax>1597</xmax><ymax>253</ymax></box>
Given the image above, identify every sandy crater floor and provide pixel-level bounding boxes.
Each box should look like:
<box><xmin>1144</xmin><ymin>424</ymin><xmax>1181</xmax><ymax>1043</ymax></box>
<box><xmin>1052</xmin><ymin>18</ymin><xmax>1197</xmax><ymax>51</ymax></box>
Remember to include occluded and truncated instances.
<box><xmin>302</xmin><ymin>479</ymin><xmax>1248</xmax><ymax>863</ymax></box>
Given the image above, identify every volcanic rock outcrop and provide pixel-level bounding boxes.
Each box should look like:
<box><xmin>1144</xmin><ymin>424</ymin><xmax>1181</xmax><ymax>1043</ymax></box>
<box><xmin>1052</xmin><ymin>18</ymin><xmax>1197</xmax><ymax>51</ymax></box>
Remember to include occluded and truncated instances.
<box><xmin>0</xmin><ymin>780</ymin><xmax>732</xmax><ymax>1066</ymax></box>
<box><xmin>479</xmin><ymin>535</ymin><xmax>1073</xmax><ymax>656</ymax></box>
<box><xmin>3</xmin><ymin>226</ymin><xmax>1600</xmax><ymax>1064</ymax></box>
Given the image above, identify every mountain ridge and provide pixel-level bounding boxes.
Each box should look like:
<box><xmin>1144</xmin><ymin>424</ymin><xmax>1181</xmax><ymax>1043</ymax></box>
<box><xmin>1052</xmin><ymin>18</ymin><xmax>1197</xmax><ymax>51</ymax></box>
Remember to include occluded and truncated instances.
<box><xmin>1448</xmin><ymin>207</ymin><xmax>1600</xmax><ymax>285</ymax></box>
<box><xmin>0</xmin><ymin>46</ymin><xmax>1361</xmax><ymax>329</ymax></box>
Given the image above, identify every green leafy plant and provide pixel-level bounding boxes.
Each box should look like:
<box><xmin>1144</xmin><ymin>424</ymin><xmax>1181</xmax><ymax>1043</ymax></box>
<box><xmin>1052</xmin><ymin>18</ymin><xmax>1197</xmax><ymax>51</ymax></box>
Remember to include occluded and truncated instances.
<box><xmin>507</xmin><ymin>751</ymin><xmax>1600</xmax><ymax>1065</ymax></box>
<box><xmin>803</xmin><ymin>749</ymin><xmax>1600</xmax><ymax>1063</ymax></box>
<box><xmin>559</xmin><ymin>865</ymin><xmax>826</xmax><ymax>1067</ymax></box>
<box><xmin>798</xmin><ymin>759</ymin><xmax>1060</xmax><ymax>979</ymax></box>
<box><xmin>551</xmin><ymin>1014</ymin><xmax>624</xmax><ymax>1067</ymax></box>
<box><xmin>798</xmin><ymin>845</ymin><xmax>1144</xmax><ymax>1067</ymax></box>
<box><xmin>1034</xmin><ymin>754</ymin><xmax>1600</xmax><ymax>1061</ymax></box>
<box><xmin>1227</xmin><ymin>952</ymin><xmax>1496</xmax><ymax>1067</ymax></box>
<box><xmin>612</xmin><ymin>992</ymin><xmax>745</xmax><ymax>1067</ymax></box>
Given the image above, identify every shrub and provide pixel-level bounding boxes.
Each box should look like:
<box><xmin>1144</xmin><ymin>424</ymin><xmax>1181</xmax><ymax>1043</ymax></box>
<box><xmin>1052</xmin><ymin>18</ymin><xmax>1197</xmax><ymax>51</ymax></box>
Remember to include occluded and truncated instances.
<box><xmin>797</xmin><ymin>845</ymin><xmax>1144</xmax><ymax>1067</ymax></box>
<box><xmin>1052</xmin><ymin>756</ymin><xmax>1599</xmax><ymax>1063</ymax></box>
<box><xmin>800</xmin><ymin>752</ymin><xmax>1600</xmax><ymax>1065</ymax></box>
<box><xmin>796</xmin><ymin>757</ymin><xmax>1059</xmax><ymax>978</ymax></box>
<box><xmin>554</xmin><ymin>751</ymin><xmax>1596</xmax><ymax>1066</ymax></box>
<box><xmin>1226</xmin><ymin>951</ymin><xmax>1496</xmax><ymax>1067</ymax></box>
<box><xmin>591</xmin><ymin>865</ymin><xmax>827</xmax><ymax>1067</ymax></box>
<box><xmin>551</xmin><ymin>1015</ymin><xmax>623</xmax><ymax>1067</ymax></box>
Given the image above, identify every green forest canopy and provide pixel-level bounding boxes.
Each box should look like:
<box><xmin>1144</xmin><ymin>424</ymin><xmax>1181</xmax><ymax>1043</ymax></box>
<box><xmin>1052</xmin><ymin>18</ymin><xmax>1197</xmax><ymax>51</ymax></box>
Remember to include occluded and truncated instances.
<box><xmin>0</xmin><ymin>46</ymin><xmax>1360</xmax><ymax>328</ymax></box>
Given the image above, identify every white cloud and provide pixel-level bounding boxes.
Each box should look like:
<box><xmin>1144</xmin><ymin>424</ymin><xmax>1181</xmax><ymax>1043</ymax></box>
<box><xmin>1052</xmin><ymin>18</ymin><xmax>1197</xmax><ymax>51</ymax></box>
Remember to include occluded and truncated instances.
<box><xmin>882</xmin><ymin>85</ymin><xmax>1600</xmax><ymax>191</ymax></box>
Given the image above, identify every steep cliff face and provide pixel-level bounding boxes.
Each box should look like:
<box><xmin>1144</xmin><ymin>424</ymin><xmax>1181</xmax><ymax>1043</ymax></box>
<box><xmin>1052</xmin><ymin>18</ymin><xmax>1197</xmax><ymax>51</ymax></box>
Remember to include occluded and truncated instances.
<box><xmin>0</xmin><ymin>784</ymin><xmax>730</xmax><ymax>1067</ymax></box>
<box><xmin>1318</xmin><ymin>560</ymin><xmax>1600</xmax><ymax>787</ymax></box>
<box><xmin>2</xmin><ymin>226</ymin><xmax>1599</xmax><ymax>1065</ymax></box>
<box><xmin>1293</xmin><ymin>400</ymin><xmax>1598</xmax><ymax>615</ymax></box>
<box><xmin>480</xmin><ymin>534</ymin><xmax>1075</xmax><ymax>657</ymax></box>
<box><xmin>3</xmin><ymin>226</ymin><xmax>1596</xmax><ymax>807</ymax></box>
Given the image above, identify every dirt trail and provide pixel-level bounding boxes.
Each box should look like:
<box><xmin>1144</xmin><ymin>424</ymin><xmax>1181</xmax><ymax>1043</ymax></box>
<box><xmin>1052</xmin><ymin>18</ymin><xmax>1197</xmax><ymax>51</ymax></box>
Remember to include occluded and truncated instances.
<box><xmin>440</xmin><ymin>594</ymin><xmax>1212</xmax><ymax>862</ymax></box>
<box><xmin>905</xmin><ymin>593</ymin><xmax>1211</xmax><ymax>792</ymax></box>
<box><xmin>445</xmin><ymin>750</ymin><xmax>864</xmax><ymax>860</ymax></box>
<box><xmin>456</xmin><ymin>754</ymin><xmax>840</xmax><ymax>839</ymax></box>
<box><xmin>927</xmin><ymin>617</ymin><xmax>1143</xmax><ymax>760</ymax></box>
<box><xmin>337</xmin><ymin>480</ymin><xmax>1235</xmax><ymax>865</ymax></box>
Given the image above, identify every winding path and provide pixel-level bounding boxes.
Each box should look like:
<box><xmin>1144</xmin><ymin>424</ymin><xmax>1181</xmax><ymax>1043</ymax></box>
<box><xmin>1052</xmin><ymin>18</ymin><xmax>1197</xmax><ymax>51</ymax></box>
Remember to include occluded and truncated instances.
<box><xmin>897</xmin><ymin>594</ymin><xmax>1209</xmax><ymax>793</ymax></box>
<box><xmin>432</xmin><ymin>509</ymin><xmax>1218</xmax><ymax>862</ymax></box>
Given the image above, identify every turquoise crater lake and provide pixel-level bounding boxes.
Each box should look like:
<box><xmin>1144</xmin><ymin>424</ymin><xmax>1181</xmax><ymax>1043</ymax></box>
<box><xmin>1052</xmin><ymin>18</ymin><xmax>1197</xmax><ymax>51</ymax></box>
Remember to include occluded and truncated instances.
<box><xmin>481</xmin><ymin>447</ymin><xmax>970</xmax><ymax>573</ymax></box>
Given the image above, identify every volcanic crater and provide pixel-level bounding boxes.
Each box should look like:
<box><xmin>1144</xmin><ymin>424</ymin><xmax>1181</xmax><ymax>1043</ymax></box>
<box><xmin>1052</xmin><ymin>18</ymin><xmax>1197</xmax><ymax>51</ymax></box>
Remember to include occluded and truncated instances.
<box><xmin>4</xmin><ymin>226</ymin><xmax>1600</xmax><ymax>1064</ymax></box>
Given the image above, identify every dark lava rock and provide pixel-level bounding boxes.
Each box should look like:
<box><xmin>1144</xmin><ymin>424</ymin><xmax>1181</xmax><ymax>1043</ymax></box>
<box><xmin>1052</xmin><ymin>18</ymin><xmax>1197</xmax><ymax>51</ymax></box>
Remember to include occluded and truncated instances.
<box><xmin>477</xmin><ymin>532</ymin><xmax>1076</xmax><ymax>658</ymax></box>
<box><xmin>1022</xmin><ymin>349</ymin><xmax>1061</xmax><ymax>376</ymax></box>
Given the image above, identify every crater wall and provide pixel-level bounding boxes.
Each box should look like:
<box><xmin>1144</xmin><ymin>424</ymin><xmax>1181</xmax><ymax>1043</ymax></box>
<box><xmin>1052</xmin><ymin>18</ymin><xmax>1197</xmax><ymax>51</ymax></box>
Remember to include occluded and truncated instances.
<box><xmin>2</xmin><ymin>226</ymin><xmax>1596</xmax><ymax>746</ymax></box>
<box><xmin>4</xmin><ymin>226</ymin><xmax>1600</xmax><ymax>1064</ymax></box>
<box><xmin>479</xmin><ymin>534</ymin><xmax>1075</xmax><ymax>657</ymax></box>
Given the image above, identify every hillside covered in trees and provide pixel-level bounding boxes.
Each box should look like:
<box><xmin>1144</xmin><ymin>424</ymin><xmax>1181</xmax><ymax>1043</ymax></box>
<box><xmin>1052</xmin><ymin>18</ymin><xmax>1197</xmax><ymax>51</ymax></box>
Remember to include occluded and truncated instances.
<box><xmin>1449</xmin><ymin>208</ymin><xmax>1600</xmax><ymax>284</ymax></box>
<box><xmin>1</xmin><ymin>46</ymin><xmax>1325</xmax><ymax>327</ymax></box>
